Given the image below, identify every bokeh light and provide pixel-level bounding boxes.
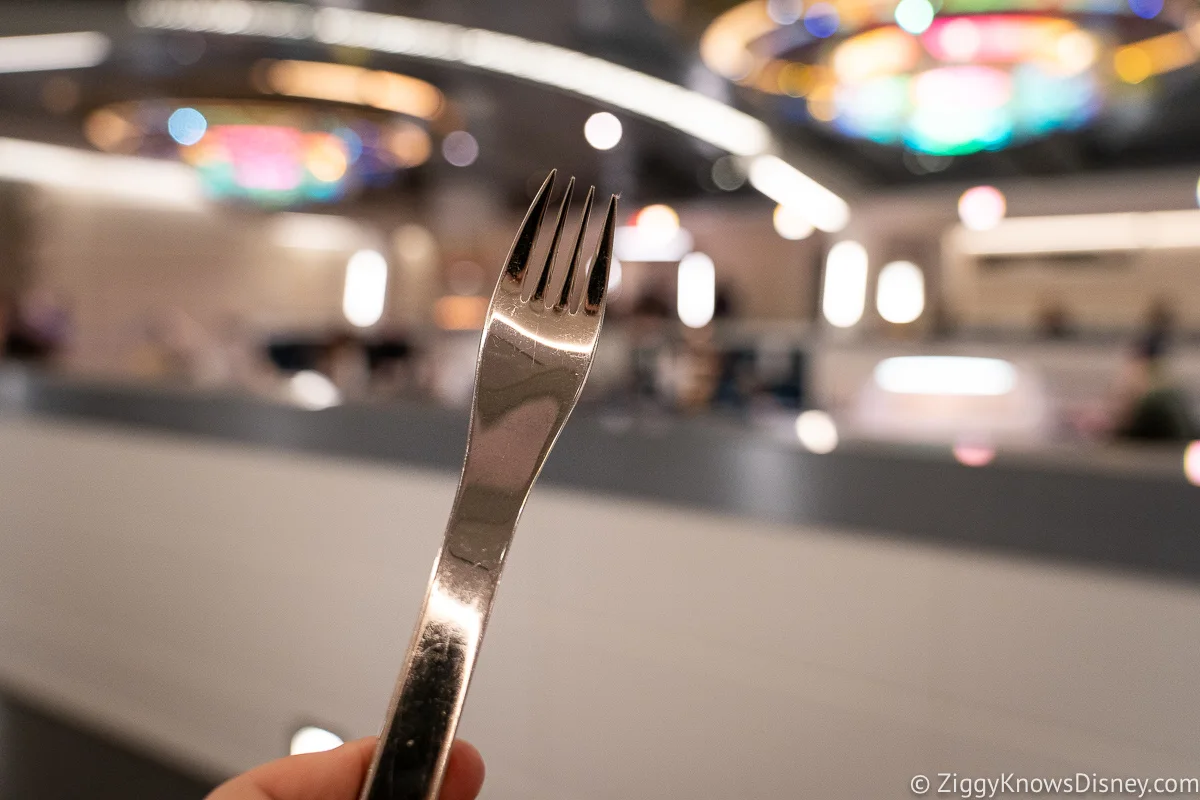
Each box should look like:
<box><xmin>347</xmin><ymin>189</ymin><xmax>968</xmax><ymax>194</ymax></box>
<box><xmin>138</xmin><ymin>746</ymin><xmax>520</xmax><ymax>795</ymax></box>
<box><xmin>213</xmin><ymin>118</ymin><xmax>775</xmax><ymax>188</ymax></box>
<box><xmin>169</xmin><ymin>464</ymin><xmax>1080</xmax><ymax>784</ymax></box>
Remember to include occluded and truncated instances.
<box><xmin>711</xmin><ymin>156</ymin><xmax>746</xmax><ymax>191</ymax></box>
<box><xmin>288</xmin><ymin>372</ymin><xmax>342</xmax><ymax>411</ymax></box>
<box><xmin>795</xmin><ymin>410</ymin><xmax>839</xmax><ymax>454</ymax></box>
<box><xmin>1114</xmin><ymin>45</ymin><xmax>1153</xmax><ymax>83</ymax></box>
<box><xmin>584</xmin><ymin>111</ymin><xmax>623</xmax><ymax>150</ymax></box>
<box><xmin>875</xmin><ymin>356</ymin><xmax>1016</xmax><ymax>396</ymax></box>
<box><xmin>773</xmin><ymin>204</ymin><xmax>815</xmax><ymax>240</ymax></box>
<box><xmin>825</xmin><ymin>17</ymin><xmax>1102</xmax><ymax>155</ymax></box>
<box><xmin>1056</xmin><ymin>30</ymin><xmax>1099</xmax><ymax>75</ymax></box>
<box><xmin>677</xmin><ymin>252</ymin><xmax>716</xmax><ymax>329</ymax></box>
<box><xmin>343</xmin><ymin>249</ymin><xmax>388</xmax><ymax>328</ymax></box>
<box><xmin>386</xmin><ymin>123</ymin><xmax>433</xmax><ymax>167</ymax></box>
<box><xmin>608</xmin><ymin>257</ymin><xmax>623</xmax><ymax>297</ymax></box>
<box><xmin>894</xmin><ymin>0</ymin><xmax>935</xmax><ymax>35</ymax></box>
<box><xmin>876</xmin><ymin>260</ymin><xmax>925</xmax><ymax>324</ymax></box>
<box><xmin>1185</xmin><ymin>441</ymin><xmax>1200</xmax><ymax>486</ymax></box>
<box><xmin>442</xmin><ymin>130</ymin><xmax>479</xmax><ymax>167</ymax></box>
<box><xmin>954</xmin><ymin>439</ymin><xmax>996</xmax><ymax>467</ymax></box>
<box><xmin>822</xmin><ymin>240</ymin><xmax>868</xmax><ymax>328</ymax></box>
<box><xmin>85</xmin><ymin>108</ymin><xmax>138</xmax><ymax>152</ymax></box>
<box><xmin>804</xmin><ymin>3</ymin><xmax>840</xmax><ymax>38</ymax></box>
<box><xmin>97</xmin><ymin>100</ymin><xmax>430</xmax><ymax>206</ymax></box>
<box><xmin>167</xmin><ymin>107</ymin><xmax>206</xmax><ymax>146</ymax></box>
<box><xmin>434</xmin><ymin>296</ymin><xmax>489</xmax><ymax>330</ymax></box>
<box><xmin>958</xmin><ymin>186</ymin><xmax>1007</xmax><ymax>231</ymax></box>
<box><xmin>305</xmin><ymin>136</ymin><xmax>348</xmax><ymax>183</ymax></box>
<box><xmin>767</xmin><ymin>0</ymin><xmax>804</xmax><ymax>24</ymax></box>
<box><xmin>938</xmin><ymin>18</ymin><xmax>981</xmax><ymax>62</ymax></box>
<box><xmin>636</xmin><ymin>204</ymin><xmax>680</xmax><ymax>241</ymax></box>
<box><xmin>1127</xmin><ymin>0</ymin><xmax>1163</xmax><ymax>19</ymax></box>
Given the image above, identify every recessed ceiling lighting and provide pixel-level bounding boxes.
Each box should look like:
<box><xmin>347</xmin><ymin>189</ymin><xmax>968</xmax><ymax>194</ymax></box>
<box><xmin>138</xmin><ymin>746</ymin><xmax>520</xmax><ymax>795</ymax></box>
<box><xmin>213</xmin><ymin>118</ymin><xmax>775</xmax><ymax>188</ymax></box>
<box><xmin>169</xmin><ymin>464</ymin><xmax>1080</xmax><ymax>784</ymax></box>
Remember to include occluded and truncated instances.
<box><xmin>822</xmin><ymin>240</ymin><xmax>867</xmax><ymax>327</ymax></box>
<box><xmin>958</xmin><ymin>186</ymin><xmax>1006</xmax><ymax>231</ymax></box>
<box><xmin>343</xmin><ymin>249</ymin><xmax>388</xmax><ymax>328</ymax></box>
<box><xmin>772</xmin><ymin>205</ymin><xmax>814</xmax><ymax>240</ymax></box>
<box><xmin>677</xmin><ymin>252</ymin><xmax>716</xmax><ymax>329</ymax></box>
<box><xmin>875</xmin><ymin>261</ymin><xmax>925</xmax><ymax>324</ymax></box>
<box><xmin>584</xmin><ymin>112</ymin><xmax>622</xmax><ymax>150</ymax></box>
<box><xmin>0</xmin><ymin>31</ymin><xmax>110</xmax><ymax>74</ymax></box>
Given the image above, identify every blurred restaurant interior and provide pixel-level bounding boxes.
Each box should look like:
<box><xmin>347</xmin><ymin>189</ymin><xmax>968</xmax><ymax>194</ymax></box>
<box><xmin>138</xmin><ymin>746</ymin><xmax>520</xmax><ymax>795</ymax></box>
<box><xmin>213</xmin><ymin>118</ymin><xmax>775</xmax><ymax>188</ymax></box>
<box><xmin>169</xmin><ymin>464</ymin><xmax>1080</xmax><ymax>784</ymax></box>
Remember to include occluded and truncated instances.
<box><xmin>2</xmin><ymin>0</ymin><xmax>1200</xmax><ymax>797</ymax></box>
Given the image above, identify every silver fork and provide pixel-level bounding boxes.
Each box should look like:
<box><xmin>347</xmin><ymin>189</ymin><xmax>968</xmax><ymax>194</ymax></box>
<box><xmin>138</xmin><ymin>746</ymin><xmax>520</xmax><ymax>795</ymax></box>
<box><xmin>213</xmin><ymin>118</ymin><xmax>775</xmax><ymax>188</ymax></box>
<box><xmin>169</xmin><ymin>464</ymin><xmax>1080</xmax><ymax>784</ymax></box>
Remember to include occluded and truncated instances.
<box><xmin>359</xmin><ymin>171</ymin><xmax>617</xmax><ymax>800</ymax></box>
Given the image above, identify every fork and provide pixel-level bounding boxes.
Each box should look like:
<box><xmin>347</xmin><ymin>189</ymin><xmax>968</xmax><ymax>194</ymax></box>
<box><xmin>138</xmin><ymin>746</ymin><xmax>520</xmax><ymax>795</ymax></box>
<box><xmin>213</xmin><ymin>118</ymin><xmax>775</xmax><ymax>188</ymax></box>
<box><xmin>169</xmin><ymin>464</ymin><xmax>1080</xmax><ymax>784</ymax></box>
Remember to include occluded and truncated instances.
<box><xmin>359</xmin><ymin>170</ymin><xmax>617</xmax><ymax>800</ymax></box>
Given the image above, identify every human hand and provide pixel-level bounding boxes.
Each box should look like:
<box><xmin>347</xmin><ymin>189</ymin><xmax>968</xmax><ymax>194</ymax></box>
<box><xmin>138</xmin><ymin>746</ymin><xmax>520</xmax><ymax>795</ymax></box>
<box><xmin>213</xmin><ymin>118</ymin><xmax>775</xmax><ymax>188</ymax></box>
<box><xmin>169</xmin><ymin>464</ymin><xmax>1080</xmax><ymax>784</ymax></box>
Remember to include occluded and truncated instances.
<box><xmin>207</xmin><ymin>737</ymin><xmax>485</xmax><ymax>800</ymax></box>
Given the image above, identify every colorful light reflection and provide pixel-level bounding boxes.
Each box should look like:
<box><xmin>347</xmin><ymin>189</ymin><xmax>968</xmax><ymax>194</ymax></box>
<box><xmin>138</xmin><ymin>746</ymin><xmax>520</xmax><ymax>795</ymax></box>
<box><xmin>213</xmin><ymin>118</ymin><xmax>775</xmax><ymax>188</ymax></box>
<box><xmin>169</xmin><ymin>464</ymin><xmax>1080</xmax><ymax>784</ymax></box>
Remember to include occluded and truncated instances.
<box><xmin>701</xmin><ymin>0</ymin><xmax>1183</xmax><ymax>158</ymax></box>
<box><xmin>831</xmin><ymin>17</ymin><xmax>1102</xmax><ymax>155</ymax></box>
<box><xmin>167</xmin><ymin>107</ymin><xmax>206</xmax><ymax>145</ymax></box>
<box><xmin>1127</xmin><ymin>0</ymin><xmax>1163</xmax><ymax>19</ymax></box>
<box><xmin>182</xmin><ymin>126</ymin><xmax>352</xmax><ymax>204</ymax></box>
<box><xmin>86</xmin><ymin>100</ymin><xmax>432</xmax><ymax>207</ymax></box>
<box><xmin>804</xmin><ymin>3</ymin><xmax>841</xmax><ymax>37</ymax></box>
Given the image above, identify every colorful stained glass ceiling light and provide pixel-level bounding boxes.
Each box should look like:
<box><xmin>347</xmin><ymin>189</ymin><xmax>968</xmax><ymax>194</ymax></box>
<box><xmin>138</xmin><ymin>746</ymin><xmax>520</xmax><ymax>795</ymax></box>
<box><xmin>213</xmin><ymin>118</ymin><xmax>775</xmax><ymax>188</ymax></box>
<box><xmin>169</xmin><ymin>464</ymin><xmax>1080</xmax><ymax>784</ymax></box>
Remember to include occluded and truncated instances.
<box><xmin>702</xmin><ymin>0</ymin><xmax>1200</xmax><ymax>155</ymax></box>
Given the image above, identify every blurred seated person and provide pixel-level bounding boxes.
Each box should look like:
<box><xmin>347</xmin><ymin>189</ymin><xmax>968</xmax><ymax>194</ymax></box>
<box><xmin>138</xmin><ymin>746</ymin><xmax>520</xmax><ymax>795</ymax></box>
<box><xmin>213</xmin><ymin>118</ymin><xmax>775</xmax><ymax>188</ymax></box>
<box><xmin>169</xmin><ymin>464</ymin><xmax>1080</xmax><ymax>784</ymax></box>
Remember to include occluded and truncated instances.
<box><xmin>321</xmin><ymin>332</ymin><xmax>370</xmax><ymax>401</ymax></box>
<box><xmin>1138</xmin><ymin>297</ymin><xmax>1174</xmax><ymax>362</ymax></box>
<box><xmin>713</xmin><ymin>281</ymin><xmax>738</xmax><ymax>322</ymax></box>
<box><xmin>675</xmin><ymin>328</ymin><xmax>720</xmax><ymax>413</ymax></box>
<box><xmin>3</xmin><ymin>287</ymin><xmax>72</xmax><ymax>365</ymax></box>
<box><xmin>366</xmin><ymin>332</ymin><xmax>418</xmax><ymax>398</ymax></box>
<box><xmin>631</xmin><ymin>285</ymin><xmax>671</xmax><ymax>320</ymax></box>
<box><xmin>1036</xmin><ymin>299</ymin><xmax>1073</xmax><ymax>341</ymax></box>
<box><xmin>128</xmin><ymin>307</ymin><xmax>225</xmax><ymax>385</ymax></box>
<box><xmin>1113</xmin><ymin>300</ymin><xmax>1196</xmax><ymax>441</ymax></box>
<box><xmin>626</xmin><ymin>281</ymin><xmax>673</xmax><ymax>410</ymax></box>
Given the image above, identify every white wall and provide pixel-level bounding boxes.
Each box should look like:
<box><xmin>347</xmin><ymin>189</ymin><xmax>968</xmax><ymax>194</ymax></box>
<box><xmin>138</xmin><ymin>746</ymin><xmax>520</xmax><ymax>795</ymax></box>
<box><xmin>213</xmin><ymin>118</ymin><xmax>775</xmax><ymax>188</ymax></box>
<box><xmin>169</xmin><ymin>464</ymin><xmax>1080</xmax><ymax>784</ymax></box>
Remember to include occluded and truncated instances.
<box><xmin>851</xmin><ymin>168</ymin><xmax>1200</xmax><ymax>333</ymax></box>
<box><xmin>15</xmin><ymin>186</ymin><xmax>823</xmax><ymax>380</ymax></box>
<box><xmin>2</xmin><ymin>416</ymin><xmax>1199</xmax><ymax>797</ymax></box>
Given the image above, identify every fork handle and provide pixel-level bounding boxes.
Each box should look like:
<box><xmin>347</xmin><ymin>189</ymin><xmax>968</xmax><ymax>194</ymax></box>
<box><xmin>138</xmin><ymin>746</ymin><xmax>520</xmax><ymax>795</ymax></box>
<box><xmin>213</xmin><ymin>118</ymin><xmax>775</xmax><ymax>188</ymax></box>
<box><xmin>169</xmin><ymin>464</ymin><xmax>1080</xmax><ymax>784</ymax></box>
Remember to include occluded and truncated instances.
<box><xmin>358</xmin><ymin>506</ymin><xmax>516</xmax><ymax>800</ymax></box>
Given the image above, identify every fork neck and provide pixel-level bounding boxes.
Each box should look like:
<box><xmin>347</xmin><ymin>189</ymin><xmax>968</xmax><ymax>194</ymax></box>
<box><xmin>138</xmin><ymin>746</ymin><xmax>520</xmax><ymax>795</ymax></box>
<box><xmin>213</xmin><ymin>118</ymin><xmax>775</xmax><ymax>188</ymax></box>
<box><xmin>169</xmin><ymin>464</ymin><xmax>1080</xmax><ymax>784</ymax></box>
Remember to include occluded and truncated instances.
<box><xmin>439</xmin><ymin>410</ymin><xmax>564</xmax><ymax>584</ymax></box>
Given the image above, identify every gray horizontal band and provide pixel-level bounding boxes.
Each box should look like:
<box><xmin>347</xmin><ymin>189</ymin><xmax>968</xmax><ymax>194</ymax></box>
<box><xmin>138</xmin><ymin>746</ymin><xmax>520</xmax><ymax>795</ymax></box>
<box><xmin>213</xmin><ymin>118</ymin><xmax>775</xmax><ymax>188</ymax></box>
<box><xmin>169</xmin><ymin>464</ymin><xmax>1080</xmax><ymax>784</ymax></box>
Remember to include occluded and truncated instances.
<box><xmin>3</xmin><ymin>368</ymin><xmax>1197</xmax><ymax>584</ymax></box>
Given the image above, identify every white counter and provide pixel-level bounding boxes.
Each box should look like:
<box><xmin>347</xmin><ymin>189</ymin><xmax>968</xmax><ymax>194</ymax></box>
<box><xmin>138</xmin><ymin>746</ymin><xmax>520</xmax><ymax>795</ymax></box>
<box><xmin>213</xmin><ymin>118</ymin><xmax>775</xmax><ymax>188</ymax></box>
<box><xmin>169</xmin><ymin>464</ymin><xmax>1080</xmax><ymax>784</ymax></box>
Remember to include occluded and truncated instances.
<box><xmin>3</xmin><ymin>415</ymin><xmax>1199</xmax><ymax>798</ymax></box>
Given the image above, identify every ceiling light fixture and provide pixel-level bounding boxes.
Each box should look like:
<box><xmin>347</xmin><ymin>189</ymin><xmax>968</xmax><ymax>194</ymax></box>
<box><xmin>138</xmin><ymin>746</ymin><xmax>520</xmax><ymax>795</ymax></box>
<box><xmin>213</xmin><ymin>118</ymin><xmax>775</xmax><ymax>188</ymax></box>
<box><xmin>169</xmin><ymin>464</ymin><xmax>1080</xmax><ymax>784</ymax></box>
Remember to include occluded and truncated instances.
<box><xmin>0</xmin><ymin>137</ymin><xmax>204</xmax><ymax>209</ymax></box>
<box><xmin>129</xmin><ymin>0</ymin><xmax>849</xmax><ymax>225</ymax></box>
<box><xmin>955</xmin><ymin>209</ymin><xmax>1200</xmax><ymax>254</ymax></box>
<box><xmin>701</xmin><ymin>0</ymin><xmax>1194</xmax><ymax>157</ymax></box>
<box><xmin>0</xmin><ymin>32</ymin><xmax>111</xmax><ymax>74</ymax></box>
<box><xmin>958</xmin><ymin>185</ymin><xmax>1006</xmax><ymax>231</ymax></box>
<box><xmin>584</xmin><ymin>111</ymin><xmax>623</xmax><ymax>150</ymax></box>
<box><xmin>822</xmin><ymin>240</ymin><xmax>868</xmax><ymax>327</ymax></box>
<box><xmin>258</xmin><ymin>59</ymin><xmax>444</xmax><ymax>119</ymax></box>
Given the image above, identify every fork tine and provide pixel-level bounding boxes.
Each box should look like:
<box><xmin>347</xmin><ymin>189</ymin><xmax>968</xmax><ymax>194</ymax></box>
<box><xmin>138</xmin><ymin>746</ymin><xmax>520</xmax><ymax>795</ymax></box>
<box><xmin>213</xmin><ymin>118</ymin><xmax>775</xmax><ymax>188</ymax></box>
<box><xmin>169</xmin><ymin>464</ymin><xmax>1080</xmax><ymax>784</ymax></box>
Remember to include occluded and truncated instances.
<box><xmin>555</xmin><ymin>185</ymin><xmax>595</xmax><ymax>312</ymax></box>
<box><xmin>583</xmin><ymin>194</ymin><xmax>618</xmax><ymax>315</ymax></box>
<box><xmin>531</xmin><ymin>177</ymin><xmax>575</xmax><ymax>302</ymax></box>
<box><xmin>503</xmin><ymin>170</ymin><xmax>555</xmax><ymax>284</ymax></box>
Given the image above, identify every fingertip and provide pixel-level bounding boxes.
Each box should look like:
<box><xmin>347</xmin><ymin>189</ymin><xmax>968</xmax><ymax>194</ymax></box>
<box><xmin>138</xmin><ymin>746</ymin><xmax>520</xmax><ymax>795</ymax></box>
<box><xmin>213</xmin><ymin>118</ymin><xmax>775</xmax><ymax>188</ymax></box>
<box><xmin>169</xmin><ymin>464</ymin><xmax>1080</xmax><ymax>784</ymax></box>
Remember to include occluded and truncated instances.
<box><xmin>343</xmin><ymin>736</ymin><xmax>379</xmax><ymax>773</ymax></box>
<box><xmin>439</xmin><ymin>740</ymin><xmax>485</xmax><ymax>800</ymax></box>
<box><xmin>228</xmin><ymin>736</ymin><xmax>380</xmax><ymax>800</ymax></box>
